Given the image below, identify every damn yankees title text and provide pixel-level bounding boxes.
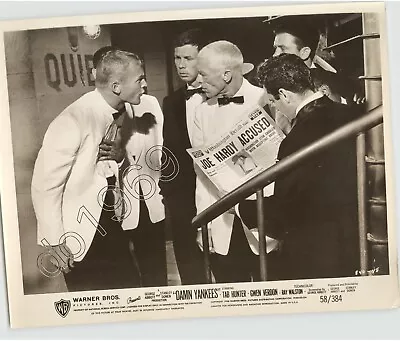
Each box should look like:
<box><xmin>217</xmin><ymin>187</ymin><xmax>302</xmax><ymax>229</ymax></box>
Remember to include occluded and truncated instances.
<box><xmin>174</xmin><ymin>287</ymin><xmax>286</xmax><ymax>300</ymax></box>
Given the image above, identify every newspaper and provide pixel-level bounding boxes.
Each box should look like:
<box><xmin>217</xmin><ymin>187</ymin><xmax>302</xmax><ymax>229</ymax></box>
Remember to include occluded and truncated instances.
<box><xmin>188</xmin><ymin>105</ymin><xmax>285</xmax><ymax>255</ymax></box>
<box><xmin>187</xmin><ymin>105</ymin><xmax>285</xmax><ymax>195</ymax></box>
<box><xmin>0</xmin><ymin>1</ymin><xmax>398</xmax><ymax>331</ymax></box>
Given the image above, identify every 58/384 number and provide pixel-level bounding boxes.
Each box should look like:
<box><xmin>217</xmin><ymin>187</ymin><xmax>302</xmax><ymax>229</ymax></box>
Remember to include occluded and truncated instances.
<box><xmin>320</xmin><ymin>295</ymin><xmax>343</xmax><ymax>303</ymax></box>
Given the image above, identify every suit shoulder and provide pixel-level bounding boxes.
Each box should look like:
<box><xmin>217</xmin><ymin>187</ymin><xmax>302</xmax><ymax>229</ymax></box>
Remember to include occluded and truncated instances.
<box><xmin>130</xmin><ymin>94</ymin><xmax>163</xmax><ymax>120</ymax></box>
<box><xmin>244</xmin><ymin>80</ymin><xmax>264</xmax><ymax>104</ymax></box>
<box><xmin>325</xmin><ymin>101</ymin><xmax>355</xmax><ymax>123</ymax></box>
<box><xmin>249</xmin><ymin>82</ymin><xmax>264</xmax><ymax>93</ymax></box>
<box><xmin>62</xmin><ymin>92</ymin><xmax>96</xmax><ymax>119</ymax></box>
<box><xmin>198</xmin><ymin>97</ymin><xmax>216</xmax><ymax>113</ymax></box>
<box><xmin>53</xmin><ymin>92</ymin><xmax>93</xmax><ymax>124</ymax></box>
<box><xmin>140</xmin><ymin>94</ymin><xmax>161</xmax><ymax>108</ymax></box>
<box><xmin>163</xmin><ymin>87</ymin><xmax>184</xmax><ymax>103</ymax></box>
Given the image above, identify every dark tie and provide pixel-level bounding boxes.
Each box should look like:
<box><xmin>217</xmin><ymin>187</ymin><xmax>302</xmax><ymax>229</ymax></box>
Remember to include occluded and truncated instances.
<box><xmin>185</xmin><ymin>87</ymin><xmax>204</xmax><ymax>100</ymax></box>
<box><xmin>217</xmin><ymin>96</ymin><xmax>245</xmax><ymax>106</ymax></box>
<box><xmin>112</xmin><ymin>107</ymin><xmax>126</xmax><ymax>121</ymax></box>
<box><xmin>105</xmin><ymin>108</ymin><xmax>126</xmax><ymax>142</ymax></box>
<box><xmin>104</xmin><ymin>110</ymin><xmax>126</xmax><ymax>221</ymax></box>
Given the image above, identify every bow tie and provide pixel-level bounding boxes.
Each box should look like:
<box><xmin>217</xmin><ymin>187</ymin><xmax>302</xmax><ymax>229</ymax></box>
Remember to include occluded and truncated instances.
<box><xmin>217</xmin><ymin>96</ymin><xmax>244</xmax><ymax>106</ymax></box>
<box><xmin>185</xmin><ymin>87</ymin><xmax>204</xmax><ymax>100</ymax></box>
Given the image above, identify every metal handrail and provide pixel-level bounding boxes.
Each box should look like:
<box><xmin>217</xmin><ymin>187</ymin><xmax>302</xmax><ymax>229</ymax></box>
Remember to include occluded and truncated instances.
<box><xmin>192</xmin><ymin>105</ymin><xmax>383</xmax><ymax>229</ymax></box>
<box><xmin>322</xmin><ymin>33</ymin><xmax>380</xmax><ymax>50</ymax></box>
<box><xmin>193</xmin><ymin>105</ymin><xmax>383</xmax><ymax>282</ymax></box>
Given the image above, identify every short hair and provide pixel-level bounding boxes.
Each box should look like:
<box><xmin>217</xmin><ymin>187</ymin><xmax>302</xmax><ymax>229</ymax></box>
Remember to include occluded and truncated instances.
<box><xmin>257</xmin><ymin>54</ymin><xmax>315</xmax><ymax>99</ymax></box>
<box><xmin>199</xmin><ymin>40</ymin><xmax>244</xmax><ymax>71</ymax></box>
<box><xmin>95</xmin><ymin>49</ymin><xmax>142</xmax><ymax>87</ymax></box>
<box><xmin>173</xmin><ymin>28</ymin><xmax>207</xmax><ymax>50</ymax></box>
<box><xmin>273</xmin><ymin>16</ymin><xmax>320</xmax><ymax>59</ymax></box>
<box><xmin>93</xmin><ymin>46</ymin><xmax>115</xmax><ymax>69</ymax></box>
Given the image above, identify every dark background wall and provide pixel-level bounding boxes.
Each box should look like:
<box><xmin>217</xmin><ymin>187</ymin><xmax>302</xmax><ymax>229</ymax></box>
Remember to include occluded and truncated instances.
<box><xmin>110</xmin><ymin>16</ymin><xmax>274</xmax><ymax>101</ymax></box>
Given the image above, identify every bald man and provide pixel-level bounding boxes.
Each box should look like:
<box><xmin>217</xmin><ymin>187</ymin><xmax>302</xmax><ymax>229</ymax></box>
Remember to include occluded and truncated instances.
<box><xmin>192</xmin><ymin>41</ymin><xmax>275</xmax><ymax>283</ymax></box>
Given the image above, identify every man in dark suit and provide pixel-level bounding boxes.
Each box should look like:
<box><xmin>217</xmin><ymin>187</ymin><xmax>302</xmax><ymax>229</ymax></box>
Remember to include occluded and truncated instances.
<box><xmin>264</xmin><ymin>16</ymin><xmax>364</xmax><ymax>135</ymax></box>
<box><xmin>271</xmin><ymin>15</ymin><xmax>363</xmax><ymax>104</ymax></box>
<box><xmin>160</xmin><ymin>29</ymin><xmax>208</xmax><ymax>284</ymax></box>
<box><xmin>239</xmin><ymin>54</ymin><xmax>360</xmax><ymax>280</ymax></box>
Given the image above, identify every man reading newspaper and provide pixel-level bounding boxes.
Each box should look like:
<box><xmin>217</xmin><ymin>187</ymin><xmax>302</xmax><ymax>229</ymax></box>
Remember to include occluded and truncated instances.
<box><xmin>191</xmin><ymin>41</ymin><xmax>283</xmax><ymax>283</ymax></box>
<box><xmin>238</xmin><ymin>54</ymin><xmax>359</xmax><ymax>281</ymax></box>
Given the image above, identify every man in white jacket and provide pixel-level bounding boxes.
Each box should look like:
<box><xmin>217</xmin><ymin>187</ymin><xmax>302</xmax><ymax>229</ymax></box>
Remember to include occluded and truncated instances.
<box><xmin>119</xmin><ymin>94</ymin><xmax>167</xmax><ymax>287</ymax></box>
<box><xmin>32</xmin><ymin>49</ymin><xmax>147</xmax><ymax>291</ymax></box>
<box><xmin>93</xmin><ymin>46</ymin><xmax>168</xmax><ymax>287</ymax></box>
<box><xmin>192</xmin><ymin>41</ymin><xmax>273</xmax><ymax>283</ymax></box>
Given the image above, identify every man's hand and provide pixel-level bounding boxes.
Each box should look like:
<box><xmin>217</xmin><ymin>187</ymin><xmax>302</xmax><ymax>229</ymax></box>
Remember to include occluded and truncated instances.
<box><xmin>196</xmin><ymin>228</ymin><xmax>215</xmax><ymax>253</ymax></box>
<box><xmin>226</xmin><ymin>206</ymin><xmax>236</xmax><ymax>214</ymax></box>
<box><xmin>41</xmin><ymin>242</ymin><xmax>74</xmax><ymax>274</ymax></box>
<box><xmin>352</xmin><ymin>93</ymin><xmax>366</xmax><ymax>105</ymax></box>
<box><xmin>98</xmin><ymin>140</ymin><xmax>125</xmax><ymax>163</ymax></box>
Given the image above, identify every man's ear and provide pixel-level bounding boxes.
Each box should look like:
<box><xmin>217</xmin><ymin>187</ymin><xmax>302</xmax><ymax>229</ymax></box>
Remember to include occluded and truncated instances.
<box><xmin>111</xmin><ymin>81</ymin><xmax>121</xmax><ymax>95</ymax></box>
<box><xmin>299</xmin><ymin>46</ymin><xmax>311</xmax><ymax>61</ymax></box>
<box><xmin>278</xmin><ymin>88</ymin><xmax>291</xmax><ymax>103</ymax></box>
<box><xmin>223</xmin><ymin>70</ymin><xmax>232</xmax><ymax>83</ymax></box>
<box><xmin>91</xmin><ymin>68</ymin><xmax>97</xmax><ymax>80</ymax></box>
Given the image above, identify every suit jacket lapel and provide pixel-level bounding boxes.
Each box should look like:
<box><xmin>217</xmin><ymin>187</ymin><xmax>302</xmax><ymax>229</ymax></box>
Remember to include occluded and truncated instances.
<box><xmin>175</xmin><ymin>87</ymin><xmax>192</xmax><ymax>148</ymax></box>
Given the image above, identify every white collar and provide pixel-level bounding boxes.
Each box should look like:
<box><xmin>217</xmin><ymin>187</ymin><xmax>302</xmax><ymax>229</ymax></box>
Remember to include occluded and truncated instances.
<box><xmin>218</xmin><ymin>77</ymin><xmax>247</xmax><ymax>99</ymax></box>
<box><xmin>187</xmin><ymin>84</ymin><xmax>202</xmax><ymax>90</ymax></box>
<box><xmin>295</xmin><ymin>91</ymin><xmax>324</xmax><ymax>116</ymax></box>
<box><xmin>93</xmin><ymin>88</ymin><xmax>119</xmax><ymax>119</ymax></box>
<box><xmin>233</xmin><ymin>77</ymin><xmax>247</xmax><ymax>97</ymax></box>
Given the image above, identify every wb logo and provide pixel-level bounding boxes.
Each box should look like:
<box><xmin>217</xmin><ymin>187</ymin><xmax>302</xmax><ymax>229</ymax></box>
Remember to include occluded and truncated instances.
<box><xmin>54</xmin><ymin>299</ymin><xmax>71</xmax><ymax>318</ymax></box>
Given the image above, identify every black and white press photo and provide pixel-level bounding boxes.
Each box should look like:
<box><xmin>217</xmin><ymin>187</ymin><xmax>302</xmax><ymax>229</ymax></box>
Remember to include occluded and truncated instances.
<box><xmin>0</xmin><ymin>1</ymin><xmax>398</xmax><ymax>328</ymax></box>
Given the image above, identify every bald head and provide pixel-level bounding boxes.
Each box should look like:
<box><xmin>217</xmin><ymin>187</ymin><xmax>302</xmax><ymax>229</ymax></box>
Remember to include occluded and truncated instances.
<box><xmin>197</xmin><ymin>40</ymin><xmax>245</xmax><ymax>98</ymax></box>
<box><xmin>198</xmin><ymin>40</ymin><xmax>244</xmax><ymax>72</ymax></box>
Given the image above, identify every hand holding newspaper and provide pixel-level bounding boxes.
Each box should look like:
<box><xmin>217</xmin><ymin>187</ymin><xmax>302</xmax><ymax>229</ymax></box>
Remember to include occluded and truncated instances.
<box><xmin>187</xmin><ymin>105</ymin><xmax>286</xmax><ymax>254</ymax></box>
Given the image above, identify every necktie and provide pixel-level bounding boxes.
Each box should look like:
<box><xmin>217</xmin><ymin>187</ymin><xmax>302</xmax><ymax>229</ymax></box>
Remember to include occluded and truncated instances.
<box><xmin>104</xmin><ymin>110</ymin><xmax>126</xmax><ymax>221</ymax></box>
<box><xmin>217</xmin><ymin>96</ymin><xmax>245</xmax><ymax>106</ymax></box>
<box><xmin>112</xmin><ymin>107</ymin><xmax>126</xmax><ymax>121</ymax></box>
<box><xmin>185</xmin><ymin>87</ymin><xmax>204</xmax><ymax>100</ymax></box>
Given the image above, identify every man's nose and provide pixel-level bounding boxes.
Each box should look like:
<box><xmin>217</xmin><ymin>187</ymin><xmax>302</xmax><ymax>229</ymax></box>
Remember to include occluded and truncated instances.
<box><xmin>273</xmin><ymin>48</ymin><xmax>281</xmax><ymax>57</ymax></box>
<box><xmin>178</xmin><ymin>59</ymin><xmax>186</xmax><ymax>69</ymax></box>
<box><xmin>141</xmin><ymin>79</ymin><xmax>148</xmax><ymax>88</ymax></box>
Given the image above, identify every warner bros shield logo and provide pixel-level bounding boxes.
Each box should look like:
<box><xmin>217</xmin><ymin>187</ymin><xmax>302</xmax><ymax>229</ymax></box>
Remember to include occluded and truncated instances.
<box><xmin>54</xmin><ymin>299</ymin><xmax>71</xmax><ymax>318</ymax></box>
